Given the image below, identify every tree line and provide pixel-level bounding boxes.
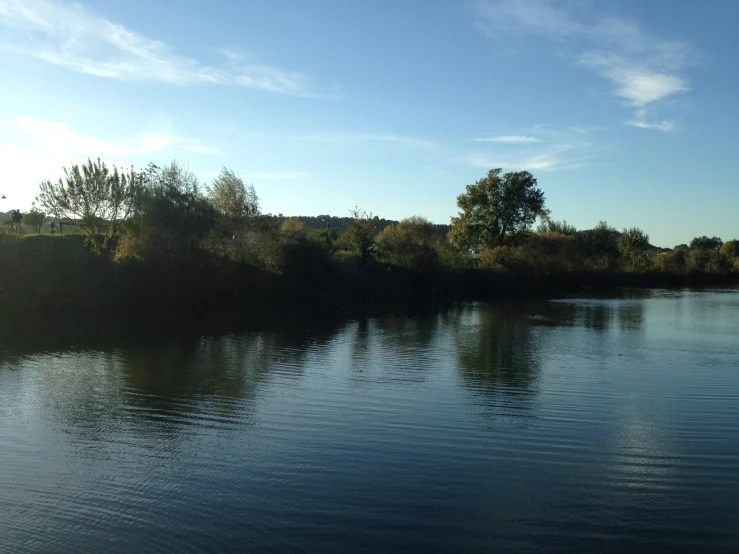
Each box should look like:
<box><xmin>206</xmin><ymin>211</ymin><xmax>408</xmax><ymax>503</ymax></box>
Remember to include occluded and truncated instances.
<box><xmin>20</xmin><ymin>159</ymin><xmax>739</xmax><ymax>277</ymax></box>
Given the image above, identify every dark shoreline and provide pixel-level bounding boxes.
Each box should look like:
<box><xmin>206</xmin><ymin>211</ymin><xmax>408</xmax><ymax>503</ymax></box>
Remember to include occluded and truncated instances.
<box><xmin>1</xmin><ymin>234</ymin><xmax>736</xmax><ymax>321</ymax></box>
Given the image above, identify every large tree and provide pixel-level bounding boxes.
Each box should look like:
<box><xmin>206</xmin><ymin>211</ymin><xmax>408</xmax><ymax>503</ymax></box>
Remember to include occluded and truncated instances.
<box><xmin>209</xmin><ymin>168</ymin><xmax>259</xmax><ymax>221</ymax></box>
<box><xmin>448</xmin><ymin>169</ymin><xmax>546</xmax><ymax>250</ymax></box>
<box><xmin>208</xmin><ymin>168</ymin><xmax>262</xmax><ymax>260</ymax></box>
<box><xmin>36</xmin><ymin>158</ymin><xmax>142</xmax><ymax>250</ymax></box>
<box><xmin>116</xmin><ymin>161</ymin><xmax>217</xmax><ymax>261</ymax></box>
<box><xmin>689</xmin><ymin>236</ymin><xmax>723</xmax><ymax>251</ymax></box>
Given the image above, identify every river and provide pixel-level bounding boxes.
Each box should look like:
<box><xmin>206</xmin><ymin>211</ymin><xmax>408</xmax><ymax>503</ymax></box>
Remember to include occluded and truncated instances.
<box><xmin>1</xmin><ymin>290</ymin><xmax>738</xmax><ymax>552</ymax></box>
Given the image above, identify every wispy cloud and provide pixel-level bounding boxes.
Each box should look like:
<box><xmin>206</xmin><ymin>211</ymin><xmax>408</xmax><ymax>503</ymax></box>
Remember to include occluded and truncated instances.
<box><xmin>0</xmin><ymin>0</ymin><xmax>335</xmax><ymax>97</ymax></box>
<box><xmin>179</xmin><ymin>144</ymin><xmax>224</xmax><ymax>156</ymax></box>
<box><xmin>625</xmin><ymin>113</ymin><xmax>676</xmax><ymax>132</ymax></box>
<box><xmin>240</xmin><ymin>172</ymin><xmax>308</xmax><ymax>180</ymax></box>
<box><xmin>466</xmin><ymin>127</ymin><xmax>607</xmax><ymax>172</ymax></box>
<box><xmin>474</xmin><ymin>0</ymin><xmax>697</xmax><ymax>130</ymax></box>
<box><xmin>472</xmin><ymin>135</ymin><xmax>542</xmax><ymax>143</ymax></box>
<box><xmin>286</xmin><ymin>132</ymin><xmax>439</xmax><ymax>150</ymax></box>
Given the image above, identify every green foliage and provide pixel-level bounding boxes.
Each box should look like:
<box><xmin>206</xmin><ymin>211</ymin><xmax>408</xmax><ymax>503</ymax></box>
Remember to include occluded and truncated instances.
<box><xmin>686</xmin><ymin>249</ymin><xmax>732</xmax><ymax>274</ymax></box>
<box><xmin>36</xmin><ymin>158</ymin><xmax>142</xmax><ymax>251</ymax></box>
<box><xmin>480</xmin><ymin>232</ymin><xmax>586</xmax><ymax>275</ymax></box>
<box><xmin>267</xmin><ymin>214</ymin><xmax>412</xmax><ymax>235</ymax></box>
<box><xmin>579</xmin><ymin>221</ymin><xmax>619</xmax><ymax>270</ymax></box>
<box><xmin>436</xmin><ymin>242</ymin><xmax>467</xmax><ymax>269</ymax></box>
<box><xmin>653</xmin><ymin>250</ymin><xmax>687</xmax><ymax>273</ymax></box>
<box><xmin>337</xmin><ymin>208</ymin><xmax>377</xmax><ymax>264</ymax></box>
<box><xmin>618</xmin><ymin>227</ymin><xmax>650</xmax><ymax>271</ymax></box>
<box><xmin>690</xmin><ymin>236</ymin><xmax>723</xmax><ymax>251</ymax></box>
<box><xmin>448</xmin><ymin>169</ymin><xmax>546</xmax><ymax>250</ymax></box>
<box><xmin>674</xmin><ymin>244</ymin><xmax>689</xmax><ymax>251</ymax></box>
<box><xmin>308</xmin><ymin>227</ymin><xmax>339</xmax><ymax>250</ymax></box>
<box><xmin>536</xmin><ymin>217</ymin><xmax>577</xmax><ymax>236</ymax></box>
<box><xmin>280</xmin><ymin>217</ymin><xmax>306</xmax><ymax>241</ymax></box>
<box><xmin>209</xmin><ymin>168</ymin><xmax>259</xmax><ymax>220</ymax></box>
<box><xmin>376</xmin><ymin>216</ymin><xmax>441</xmax><ymax>270</ymax></box>
<box><xmin>719</xmin><ymin>240</ymin><xmax>739</xmax><ymax>259</ymax></box>
<box><xmin>116</xmin><ymin>162</ymin><xmax>217</xmax><ymax>261</ymax></box>
<box><xmin>206</xmin><ymin>167</ymin><xmax>265</xmax><ymax>262</ymax></box>
<box><xmin>339</xmin><ymin>208</ymin><xmax>376</xmax><ymax>264</ymax></box>
<box><xmin>23</xmin><ymin>209</ymin><xmax>45</xmax><ymax>234</ymax></box>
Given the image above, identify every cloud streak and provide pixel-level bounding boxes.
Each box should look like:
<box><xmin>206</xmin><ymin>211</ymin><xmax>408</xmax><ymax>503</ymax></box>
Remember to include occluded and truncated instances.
<box><xmin>472</xmin><ymin>135</ymin><xmax>542</xmax><ymax>143</ymax></box>
<box><xmin>240</xmin><ymin>172</ymin><xmax>308</xmax><ymax>180</ymax></box>
<box><xmin>286</xmin><ymin>132</ymin><xmax>439</xmax><ymax>150</ymax></box>
<box><xmin>466</xmin><ymin>127</ymin><xmax>607</xmax><ymax>172</ymax></box>
<box><xmin>179</xmin><ymin>144</ymin><xmax>224</xmax><ymax>156</ymax></box>
<box><xmin>474</xmin><ymin>0</ymin><xmax>696</xmax><ymax>130</ymax></box>
<box><xmin>0</xmin><ymin>0</ymin><xmax>334</xmax><ymax>97</ymax></box>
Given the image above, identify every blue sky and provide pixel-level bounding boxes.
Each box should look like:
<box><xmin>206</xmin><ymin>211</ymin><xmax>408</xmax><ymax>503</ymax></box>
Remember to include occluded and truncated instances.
<box><xmin>1</xmin><ymin>0</ymin><xmax>737</xmax><ymax>246</ymax></box>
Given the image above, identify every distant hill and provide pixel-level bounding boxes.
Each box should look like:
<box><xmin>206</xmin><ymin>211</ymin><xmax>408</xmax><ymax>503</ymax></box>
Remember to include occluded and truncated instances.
<box><xmin>266</xmin><ymin>214</ymin><xmax>451</xmax><ymax>235</ymax></box>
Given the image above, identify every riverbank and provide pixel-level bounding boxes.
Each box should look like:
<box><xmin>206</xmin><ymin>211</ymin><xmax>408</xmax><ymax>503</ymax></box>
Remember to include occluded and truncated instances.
<box><xmin>1</xmin><ymin>234</ymin><xmax>736</xmax><ymax>317</ymax></box>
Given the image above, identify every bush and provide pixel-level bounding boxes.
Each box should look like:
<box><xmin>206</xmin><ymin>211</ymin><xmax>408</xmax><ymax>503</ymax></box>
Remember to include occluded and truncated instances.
<box><xmin>376</xmin><ymin>216</ymin><xmax>441</xmax><ymax>270</ymax></box>
<box><xmin>480</xmin><ymin>233</ymin><xmax>587</xmax><ymax>275</ymax></box>
<box><xmin>338</xmin><ymin>209</ymin><xmax>376</xmax><ymax>264</ymax></box>
<box><xmin>687</xmin><ymin>249</ymin><xmax>732</xmax><ymax>274</ymax></box>
<box><xmin>653</xmin><ymin>250</ymin><xmax>687</xmax><ymax>273</ymax></box>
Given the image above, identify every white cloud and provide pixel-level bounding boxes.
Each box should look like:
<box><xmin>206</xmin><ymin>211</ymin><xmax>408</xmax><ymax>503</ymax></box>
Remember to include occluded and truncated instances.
<box><xmin>179</xmin><ymin>144</ymin><xmax>223</xmax><ymax>156</ymax></box>
<box><xmin>578</xmin><ymin>52</ymin><xmax>689</xmax><ymax>107</ymax></box>
<box><xmin>472</xmin><ymin>135</ymin><xmax>542</xmax><ymax>143</ymax></box>
<box><xmin>0</xmin><ymin>0</ymin><xmax>333</xmax><ymax>97</ymax></box>
<box><xmin>474</xmin><ymin>0</ymin><xmax>696</xmax><ymax>129</ymax></box>
<box><xmin>14</xmin><ymin>116</ymin><xmax>179</xmax><ymax>157</ymax></box>
<box><xmin>13</xmin><ymin>114</ymin><xmax>225</xmax><ymax>161</ymax></box>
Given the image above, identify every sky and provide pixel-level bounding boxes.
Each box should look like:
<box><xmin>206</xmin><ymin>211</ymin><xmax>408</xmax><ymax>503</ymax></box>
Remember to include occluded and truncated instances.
<box><xmin>0</xmin><ymin>0</ymin><xmax>738</xmax><ymax>247</ymax></box>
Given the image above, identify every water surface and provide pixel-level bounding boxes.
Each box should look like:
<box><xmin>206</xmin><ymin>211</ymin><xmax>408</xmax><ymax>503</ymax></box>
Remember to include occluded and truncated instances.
<box><xmin>1</xmin><ymin>290</ymin><xmax>738</xmax><ymax>552</ymax></box>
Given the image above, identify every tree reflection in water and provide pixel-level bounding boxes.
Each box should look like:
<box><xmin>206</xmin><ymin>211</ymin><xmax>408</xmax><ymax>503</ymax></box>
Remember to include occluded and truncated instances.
<box><xmin>448</xmin><ymin>303</ymin><xmax>543</xmax><ymax>415</ymax></box>
<box><xmin>0</xmin><ymin>311</ymin><xmax>344</xmax><ymax>445</ymax></box>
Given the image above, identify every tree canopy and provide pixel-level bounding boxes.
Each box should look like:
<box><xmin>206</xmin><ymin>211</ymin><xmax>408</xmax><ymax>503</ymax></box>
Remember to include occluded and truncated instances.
<box><xmin>448</xmin><ymin>169</ymin><xmax>546</xmax><ymax>250</ymax></box>
<box><xmin>116</xmin><ymin>161</ymin><xmax>217</xmax><ymax>261</ymax></box>
<box><xmin>341</xmin><ymin>208</ymin><xmax>376</xmax><ymax>264</ymax></box>
<box><xmin>36</xmin><ymin>158</ymin><xmax>142</xmax><ymax>250</ymax></box>
<box><xmin>618</xmin><ymin>227</ymin><xmax>650</xmax><ymax>270</ymax></box>
<box><xmin>689</xmin><ymin>236</ymin><xmax>723</xmax><ymax>251</ymax></box>
<box><xmin>209</xmin><ymin>168</ymin><xmax>259</xmax><ymax>221</ymax></box>
<box><xmin>22</xmin><ymin>209</ymin><xmax>45</xmax><ymax>234</ymax></box>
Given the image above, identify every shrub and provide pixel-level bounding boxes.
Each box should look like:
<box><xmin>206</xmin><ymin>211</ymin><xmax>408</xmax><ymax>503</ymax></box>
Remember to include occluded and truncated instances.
<box><xmin>376</xmin><ymin>216</ymin><xmax>441</xmax><ymax>270</ymax></box>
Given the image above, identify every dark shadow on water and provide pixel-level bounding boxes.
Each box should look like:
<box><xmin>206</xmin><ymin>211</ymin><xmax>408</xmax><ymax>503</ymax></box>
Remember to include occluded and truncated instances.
<box><xmin>0</xmin><ymin>309</ymin><xmax>348</xmax><ymax>445</ymax></box>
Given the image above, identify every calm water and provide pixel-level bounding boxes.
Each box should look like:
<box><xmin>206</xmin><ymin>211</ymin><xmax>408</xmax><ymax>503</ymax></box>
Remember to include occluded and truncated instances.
<box><xmin>1</xmin><ymin>290</ymin><xmax>739</xmax><ymax>553</ymax></box>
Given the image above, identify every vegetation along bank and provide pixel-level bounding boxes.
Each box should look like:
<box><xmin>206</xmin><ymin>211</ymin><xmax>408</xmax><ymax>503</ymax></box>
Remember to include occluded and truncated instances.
<box><xmin>1</xmin><ymin>160</ymin><xmax>737</xmax><ymax>315</ymax></box>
